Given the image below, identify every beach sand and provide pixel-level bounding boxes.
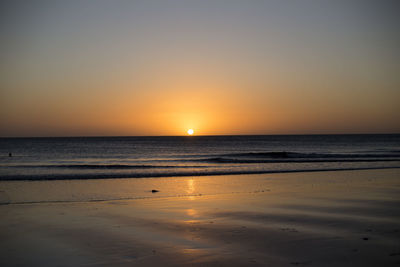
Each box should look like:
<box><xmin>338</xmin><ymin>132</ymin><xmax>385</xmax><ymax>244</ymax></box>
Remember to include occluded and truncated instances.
<box><xmin>1</xmin><ymin>169</ymin><xmax>399</xmax><ymax>266</ymax></box>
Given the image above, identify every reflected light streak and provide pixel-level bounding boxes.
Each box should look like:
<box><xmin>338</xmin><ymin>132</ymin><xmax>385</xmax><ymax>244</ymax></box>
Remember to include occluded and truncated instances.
<box><xmin>187</xmin><ymin>178</ymin><xmax>195</xmax><ymax>195</ymax></box>
<box><xmin>186</xmin><ymin>208</ymin><xmax>198</xmax><ymax>217</ymax></box>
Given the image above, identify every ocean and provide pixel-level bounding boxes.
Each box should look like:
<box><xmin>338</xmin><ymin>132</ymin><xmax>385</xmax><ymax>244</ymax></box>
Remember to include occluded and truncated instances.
<box><xmin>0</xmin><ymin>135</ymin><xmax>399</xmax><ymax>181</ymax></box>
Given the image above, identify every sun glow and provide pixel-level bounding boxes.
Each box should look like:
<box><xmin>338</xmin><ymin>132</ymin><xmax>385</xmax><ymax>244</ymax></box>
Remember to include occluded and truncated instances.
<box><xmin>187</xmin><ymin>129</ymin><xmax>194</xmax><ymax>135</ymax></box>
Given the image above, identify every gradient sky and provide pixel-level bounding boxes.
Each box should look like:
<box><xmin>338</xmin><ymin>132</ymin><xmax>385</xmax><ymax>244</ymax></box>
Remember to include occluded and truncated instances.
<box><xmin>1</xmin><ymin>0</ymin><xmax>399</xmax><ymax>137</ymax></box>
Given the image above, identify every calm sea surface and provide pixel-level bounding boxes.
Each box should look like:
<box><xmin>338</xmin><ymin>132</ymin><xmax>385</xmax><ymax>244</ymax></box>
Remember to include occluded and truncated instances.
<box><xmin>0</xmin><ymin>135</ymin><xmax>399</xmax><ymax>180</ymax></box>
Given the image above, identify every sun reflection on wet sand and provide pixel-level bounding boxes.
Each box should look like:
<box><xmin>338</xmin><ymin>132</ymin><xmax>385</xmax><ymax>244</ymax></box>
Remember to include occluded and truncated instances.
<box><xmin>187</xmin><ymin>179</ymin><xmax>195</xmax><ymax>195</ymax></box>
<box><xmin>186</xmin><ymin>208</ymin><xmax>198</xmax><ymax>218</ymax></box>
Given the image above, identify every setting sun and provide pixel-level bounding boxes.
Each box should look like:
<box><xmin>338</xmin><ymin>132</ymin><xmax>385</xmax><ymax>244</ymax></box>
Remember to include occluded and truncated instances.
<box><xmin>187</xmin><ymin>129</ymin><xmax>194</xmax><ymax>135</ymax></box>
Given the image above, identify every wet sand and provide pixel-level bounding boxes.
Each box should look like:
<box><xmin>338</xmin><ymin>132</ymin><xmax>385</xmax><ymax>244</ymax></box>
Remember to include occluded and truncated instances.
<box><xmin>1</xmin><ymin>169</ymin><xmax>399</xmax><ymax>266</ymax></box>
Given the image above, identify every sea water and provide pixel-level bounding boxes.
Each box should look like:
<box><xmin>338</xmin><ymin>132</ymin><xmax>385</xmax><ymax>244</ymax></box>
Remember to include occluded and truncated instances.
<box><xmin>1</xmin><ymin>135</ymin><xmax>399</xmax><ymax>181</ymax></box>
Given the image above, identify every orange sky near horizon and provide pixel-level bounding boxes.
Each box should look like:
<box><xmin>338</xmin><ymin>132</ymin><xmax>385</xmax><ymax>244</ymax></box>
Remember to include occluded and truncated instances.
<box><xmin>0</xmin><ymin>1</ymin><xmax>399</xmax><ymax>137</ymax></box>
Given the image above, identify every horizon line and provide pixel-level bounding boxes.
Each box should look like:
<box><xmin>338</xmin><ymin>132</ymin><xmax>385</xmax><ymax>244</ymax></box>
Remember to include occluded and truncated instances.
<box><xmin>1</xmin><ymin>133</ymin><xmax>399</xmax><ymax>139</ymax></box>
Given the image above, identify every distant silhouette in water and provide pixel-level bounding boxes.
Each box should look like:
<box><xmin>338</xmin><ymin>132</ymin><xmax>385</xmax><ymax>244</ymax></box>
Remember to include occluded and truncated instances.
<box><xmin>9</xmin><ymin>153</ymin><xmax>12</xmax><ymax>157</ymax></box>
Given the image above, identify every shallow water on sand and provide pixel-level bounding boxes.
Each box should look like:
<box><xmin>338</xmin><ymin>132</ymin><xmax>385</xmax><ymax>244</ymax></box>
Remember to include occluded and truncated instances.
<box><xmin>1</xmin><ymin>169</ymin><xmax>398</xmax><ymax>205</ymax></box>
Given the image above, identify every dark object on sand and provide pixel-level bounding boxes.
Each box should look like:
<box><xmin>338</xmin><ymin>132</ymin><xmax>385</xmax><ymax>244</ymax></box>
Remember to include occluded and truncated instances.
<box><xmin>362</xmin><ymin>237</ymin><xmax>369</xmax><ymax>240</ymax></box>
<box><xmin>151</xmin><ymin>190</ymin><xmax>159</xmax><ymax>193</ymax></box>
<box><xmin>9</xmin><ymin>153</ymin><xmax>12</xmax><ymax>157</ymax></box>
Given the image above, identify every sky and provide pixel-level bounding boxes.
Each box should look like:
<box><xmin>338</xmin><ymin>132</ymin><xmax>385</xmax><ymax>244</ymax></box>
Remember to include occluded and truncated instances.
<box><xmin>0</xmin><ymin>0</ymin><xmax>399</xmax><ymax>137</ymax></box>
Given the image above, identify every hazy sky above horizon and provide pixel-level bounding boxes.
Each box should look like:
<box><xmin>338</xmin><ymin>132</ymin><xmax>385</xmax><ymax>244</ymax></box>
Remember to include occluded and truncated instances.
<box><xmin>1</xmin><ymin>0</ymin><xmax>399</xmax><ymax>136</ymax></box>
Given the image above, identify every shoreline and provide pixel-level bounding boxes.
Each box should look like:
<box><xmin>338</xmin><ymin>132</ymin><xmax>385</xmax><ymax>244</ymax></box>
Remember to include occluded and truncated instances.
<box><xmin>1</xmin><ymin>168</ymin><xmax>399</xmax><ymax>205</ymax></box>
<box><xmin>1</xmin><ymin>165</ymin><xmax>399</xmax><ymax>181</ymax></box>
<box><xmin>0</xmin><ymin>167</ymin><xmax>399</xmax><ymax>206</ymax></box>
